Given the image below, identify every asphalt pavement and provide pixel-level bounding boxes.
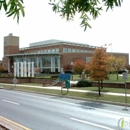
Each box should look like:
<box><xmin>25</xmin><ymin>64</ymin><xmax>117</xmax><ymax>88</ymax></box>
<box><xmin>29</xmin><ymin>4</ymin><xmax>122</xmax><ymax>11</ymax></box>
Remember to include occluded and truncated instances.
<box><xmin>0</xmin><ymin>89</ymin><xmax>130</xmax><ymax>130</ymax></box>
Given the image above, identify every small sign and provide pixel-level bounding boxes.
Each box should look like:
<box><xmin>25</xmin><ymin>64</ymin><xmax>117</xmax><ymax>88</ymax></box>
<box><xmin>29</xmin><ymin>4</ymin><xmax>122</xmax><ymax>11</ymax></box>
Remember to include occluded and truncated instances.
<box><xmin>122</xmin><ymin>72</ymin><xmax>128</xmax><ymax>80</ymax></box>
<box><xmin>59</xmin><ymin>74</ymin><xmax>71</xmax><ymax>80</ymax></box>
<box><xmin>13</xmin><ymin>77</ymin><xmax>17</xmax><ymax>85</ymax></box>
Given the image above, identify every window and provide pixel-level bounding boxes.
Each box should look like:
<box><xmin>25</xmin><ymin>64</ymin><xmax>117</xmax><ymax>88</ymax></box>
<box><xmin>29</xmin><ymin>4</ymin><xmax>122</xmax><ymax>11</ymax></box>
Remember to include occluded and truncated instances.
<box><xmin>52</xmin><ymin>49</ymin><xmax>55</xmax><ymax>52</ymax></box>
<box><xmin>48</xmin><ymin>49</ymin><xmax>51</xmax><ymax>53</ymax></box>
<box><xmin>56</xmin><ymin>48</ymin><xmax>59</xmax><ymax>52</ymax></box>
<box><xmin>44</xmin><ymin>50</ymin><xmax>47</xmax><ymax>53</ymax></box>
<box><xmin>63</xmin><ymin>48</ymin><xmax>67</xmax><ymax>52</ymax></box>
<box><xmin>42</xmin><ymin>57</ymin><xmax>51</xmax><ymax>67</ymax></box>
<box><xmin>55</xmin><ymin>57</ymin><xmax>58</xmax><ymax>67</ymax></box>
<box><xmin>72</xmin><ymin>49</ymin><xmax>76</xmax><ymax>52</ymax></box>
<box><xmin>68</xmin><ymin>48</ymin><xmax>71</xmax><ymax>52</ymax></box>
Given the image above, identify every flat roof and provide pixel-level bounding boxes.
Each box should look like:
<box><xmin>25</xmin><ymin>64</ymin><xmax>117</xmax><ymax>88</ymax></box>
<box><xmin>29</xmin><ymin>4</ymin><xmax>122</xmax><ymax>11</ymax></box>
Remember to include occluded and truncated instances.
<box><xmin>29</xmin><ymin>39</ymin><xmax>90</xmax><ymax>47</ymax></box>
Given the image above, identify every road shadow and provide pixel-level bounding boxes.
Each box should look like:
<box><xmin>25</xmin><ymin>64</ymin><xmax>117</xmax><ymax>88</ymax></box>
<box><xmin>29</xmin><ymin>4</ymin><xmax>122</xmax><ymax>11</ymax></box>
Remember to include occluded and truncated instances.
<box><xmin>76</xmin><ymin>100</ymin><xmax>106</xmax><ymax>110</ymax></box>
<box><xmin>75</xmin><ymin>92</ymin><xmax>106</xmax><ymax>110</ymax></box>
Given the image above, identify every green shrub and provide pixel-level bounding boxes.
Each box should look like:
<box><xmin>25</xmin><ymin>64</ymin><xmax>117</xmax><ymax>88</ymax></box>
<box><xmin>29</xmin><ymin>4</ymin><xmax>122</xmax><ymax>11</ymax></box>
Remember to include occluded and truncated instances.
<box><xmin>51</xmin><ymin>75</ymin><xmax>59</xmax><ymax>78</ymax></box>
<box><xmin>76</xmin><ymin>80</ymin><xmax>91</xmax><ymax>87</ymax></box>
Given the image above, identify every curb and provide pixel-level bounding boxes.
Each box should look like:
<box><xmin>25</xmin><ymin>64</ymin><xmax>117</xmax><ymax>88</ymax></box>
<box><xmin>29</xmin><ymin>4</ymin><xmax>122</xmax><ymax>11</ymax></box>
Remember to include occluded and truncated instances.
<box><xmin>0</xmin><ymin>116</ymin><xmax>31</xmax><ymax>130</ymax></box>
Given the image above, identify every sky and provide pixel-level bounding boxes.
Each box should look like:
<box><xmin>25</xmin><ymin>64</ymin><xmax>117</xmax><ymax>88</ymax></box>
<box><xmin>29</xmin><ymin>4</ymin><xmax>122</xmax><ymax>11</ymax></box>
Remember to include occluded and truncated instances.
<box><xmin>0</xmin><ymin>0</ymin><xmax>130</xmax><ymax>62</ymax></box>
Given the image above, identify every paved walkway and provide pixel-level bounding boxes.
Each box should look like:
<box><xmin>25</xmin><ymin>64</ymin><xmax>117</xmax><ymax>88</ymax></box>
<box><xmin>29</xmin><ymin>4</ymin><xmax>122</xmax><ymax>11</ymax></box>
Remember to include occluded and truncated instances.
<box><xmin>0</xmin><ymin>83</ymin><xmax>130</xmax><ymax>97</ymax></box>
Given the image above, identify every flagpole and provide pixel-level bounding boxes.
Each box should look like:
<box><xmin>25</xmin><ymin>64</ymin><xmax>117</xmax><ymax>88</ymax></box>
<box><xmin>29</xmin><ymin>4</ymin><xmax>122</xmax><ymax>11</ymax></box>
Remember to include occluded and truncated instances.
<box><xmin>111</xmin><ymin>43</ymin><xmax>112</xmax><ymax>56</ymax></box>
<box><xmin>108</xmin><ymin>43</ymin><xmax>112</xmax><ymax>56</ymax></box>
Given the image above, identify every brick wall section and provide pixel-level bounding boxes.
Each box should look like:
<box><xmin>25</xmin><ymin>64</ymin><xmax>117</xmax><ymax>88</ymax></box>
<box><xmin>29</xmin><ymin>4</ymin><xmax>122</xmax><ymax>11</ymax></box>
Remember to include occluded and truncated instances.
<box><xmin>0</xmin><ymin>78</ymin><xmax>54</xmax><ymax>85</ymax></box>
<box><xmin>91</xmin><ymin>82</ymin><xmax>130</xmax><ymax>89</ymax></box>
<box><xmin>61</xmin><ymin>52</ymin><xmax>92</xmax><ymax>65</ymax></box>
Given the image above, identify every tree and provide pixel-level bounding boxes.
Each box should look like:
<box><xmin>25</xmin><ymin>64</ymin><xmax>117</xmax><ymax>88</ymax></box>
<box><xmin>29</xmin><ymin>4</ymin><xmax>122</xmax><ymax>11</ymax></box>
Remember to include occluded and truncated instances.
<box><xmin>0</xmin><ymin>64</ymin><xmax>4</xmax><ymax>75</ymax></box>
<box><xmin>34</xmin><ymin>67</ymin><xmax>41</xmax><ymax>73</ymax></box>
<box><xmin>1</xmin><ymin>0</ymin><xmax>123</xmax><ymax>26</ymax></box>
<box><xmin>50</xmin><ymin>0</ymin><xmax>123</xmax><ymax>31</ymax></box>
<box><xmin>73</xmin><ymin>59</ymin><xmax>86</xmax><ymax>75</ymax></box>
<box><xmin>84</xmin><ymin>63</ymin><xmax>90</xmax><ymax>78</ymax></box>
<box><xmin>107</xmin><ymin>55</ymin><xmax>116</xmax><ymax>74</ymax></box>
<box><xmin>125</xmin><ymin>65</ymin><xmax>130</xmax><ymax>73</ymax></box>
<box><xmin>63</xmin><ymin>64</ymin><xmax>72</xmax><ymax>72</ymax></box>
<box><xmin>0</xmin><ymin>0</ymin><xmax>25</xmax><ymax>22</ymax></box>
<box><xmin>89</xmin><ymin>48</ymin><xmax>109</xmax><ymax>96</ymax></box>
<box><xmin>111</xmin><ymin>56</ymin><xmax>126</xmax><ymax>80</ymax></box>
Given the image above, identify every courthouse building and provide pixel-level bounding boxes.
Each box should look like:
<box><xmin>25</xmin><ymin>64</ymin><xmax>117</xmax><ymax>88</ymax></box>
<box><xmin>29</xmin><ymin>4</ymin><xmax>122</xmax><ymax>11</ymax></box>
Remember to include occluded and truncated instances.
<box><xmin>2</xmin><ymin>33</ymin><xmax>129</xmax><ymax>74</ymax></box>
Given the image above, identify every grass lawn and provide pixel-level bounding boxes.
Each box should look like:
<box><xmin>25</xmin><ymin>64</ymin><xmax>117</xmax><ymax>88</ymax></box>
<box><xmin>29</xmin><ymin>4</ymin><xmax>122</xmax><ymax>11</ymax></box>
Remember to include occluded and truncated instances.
<box><xmin>72</xmin><ymin>73</ymin><xmax>130</xmax><ymax>82</ymax></box>
<box><xmin>1</xmin><ymin>84</ymin><xmax>130</xmax><ymax>105</ymax></box>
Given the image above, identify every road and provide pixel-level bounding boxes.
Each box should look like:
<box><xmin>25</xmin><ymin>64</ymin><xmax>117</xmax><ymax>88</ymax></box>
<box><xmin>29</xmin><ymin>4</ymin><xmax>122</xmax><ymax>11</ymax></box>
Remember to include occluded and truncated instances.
<box><xmin>0</xmin><ymin>89</ymin><xmax>130</xmax><ymax>130</ymax></box>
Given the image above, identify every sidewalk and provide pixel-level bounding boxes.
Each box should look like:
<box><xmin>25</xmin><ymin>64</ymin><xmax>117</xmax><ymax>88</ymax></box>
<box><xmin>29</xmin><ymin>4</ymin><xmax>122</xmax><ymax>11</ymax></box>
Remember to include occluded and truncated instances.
<box><xmin>0</xmin><ymin>83</ymin><xmax>130</xmax><ymax>97</ymax></box>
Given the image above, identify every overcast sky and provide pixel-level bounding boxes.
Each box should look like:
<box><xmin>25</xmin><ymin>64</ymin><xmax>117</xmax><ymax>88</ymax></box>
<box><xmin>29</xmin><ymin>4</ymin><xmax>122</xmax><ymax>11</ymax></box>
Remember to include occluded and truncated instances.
<box><xmin>0</xmin><ymin>0</ymin><xmax>130</xmax><ymax>62</ymax></box>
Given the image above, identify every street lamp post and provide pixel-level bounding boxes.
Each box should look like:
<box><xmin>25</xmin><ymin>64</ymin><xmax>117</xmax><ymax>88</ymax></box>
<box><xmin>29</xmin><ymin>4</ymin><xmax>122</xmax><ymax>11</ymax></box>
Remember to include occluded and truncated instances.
<box><xmin>122</xmin><ymin>72</ymin><xmax>128</xmax><ymax>111</ymax></box>
<box><xmin>71</xmin><ymin>62</ymin><xmax>73</xmax><ymax>80</ymax></box>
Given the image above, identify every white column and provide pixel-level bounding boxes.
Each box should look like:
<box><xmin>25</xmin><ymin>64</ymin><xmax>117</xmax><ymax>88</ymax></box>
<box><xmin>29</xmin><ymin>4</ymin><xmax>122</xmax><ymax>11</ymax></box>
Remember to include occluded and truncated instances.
<box><xmin>51</xmin><ymin>57</ymin><xmax>53</xmax><ymax>72</ymax></box>
<box><xmin>32</xmin><ymin>62</ymin><xmax>34</xmax><ymax>77</ymax></box>
<box><xmin>53</xmin><ymin>57</ymin><xmax>55</xmax><ymax>72</ymax></box>
<box><xmin>24</xmin><ymin>61</ymin><xmax>27</xmax><ymax>77</ymax></box>
<box><xmin>58</xmin><ymin>57</ymin><xmax>60</xmax><ymax>72</ymax></box>
<box><xmin>21</xmin><ymin>62</ymin><xmax>23</xmax><ymax>77</ymax></box>
<box><xmin>17</xmin><ymin>62</ymin><xmax>19</xmax><ymax>77</ymax></box>
<box><xmin>28</xmin><ymin>62</ymin><xmax>30</xmax><ymax>77</ymax></box>
<box><xmin>14</xmin><ymin>62</ymin><xmax>16</xmax><ymax>77</ymax></box>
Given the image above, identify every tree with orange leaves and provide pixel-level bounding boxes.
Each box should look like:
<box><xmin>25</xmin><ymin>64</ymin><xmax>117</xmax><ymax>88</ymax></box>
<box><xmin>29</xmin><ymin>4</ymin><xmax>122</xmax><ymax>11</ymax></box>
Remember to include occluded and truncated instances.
<box><xmin>107</xmin><ymin>55</ymin><xmax>115</xmax><ymax>74</ymax></box>
<box><xmin>73</xmin><ymin>59</ymin><xmax>86</xmax><ymax>76</ymax></box>
<box><xmin>89</xmin><ymin>48</ymin><xmax>109</xmax><ymax>96</ymax></box>
<box><xmin>63</xmin><ymin>64</ymin><xmax>72</xmax><ymax>72</ymax></box>
<box><xmin>110</xmin><ymin>56</ymin><xmax>126</xmax><ymax>80</ymax></box>
<box><xmin>84</xmin><ymin>63</ymin><xmax>90</xmax><ymax>78</ymax></box>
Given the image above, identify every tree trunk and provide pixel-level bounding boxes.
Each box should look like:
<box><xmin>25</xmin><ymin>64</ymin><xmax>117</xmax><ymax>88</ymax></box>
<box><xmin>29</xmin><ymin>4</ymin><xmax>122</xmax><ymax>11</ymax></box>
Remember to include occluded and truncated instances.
<box><xmin>116</xmin><ymin>71</ymin><xmax>119</xmax><ymax>80</ymax></box>
<box><xmin>98</xmin><ymin>81</ymin><xmax>101</xmax><ymax>96</ymax></box>
<box><xmin>101</xmin><ymin>80</ymin><xmax>103</xmax><ymax>89</ymax></box>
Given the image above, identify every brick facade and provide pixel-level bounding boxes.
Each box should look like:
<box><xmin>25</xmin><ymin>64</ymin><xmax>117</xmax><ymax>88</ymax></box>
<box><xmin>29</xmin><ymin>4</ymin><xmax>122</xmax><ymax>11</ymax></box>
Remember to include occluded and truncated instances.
<box><xmin>2</xmin><ymin>34</ymin><xmax>129</xmax><ymax>73</ymax></box>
